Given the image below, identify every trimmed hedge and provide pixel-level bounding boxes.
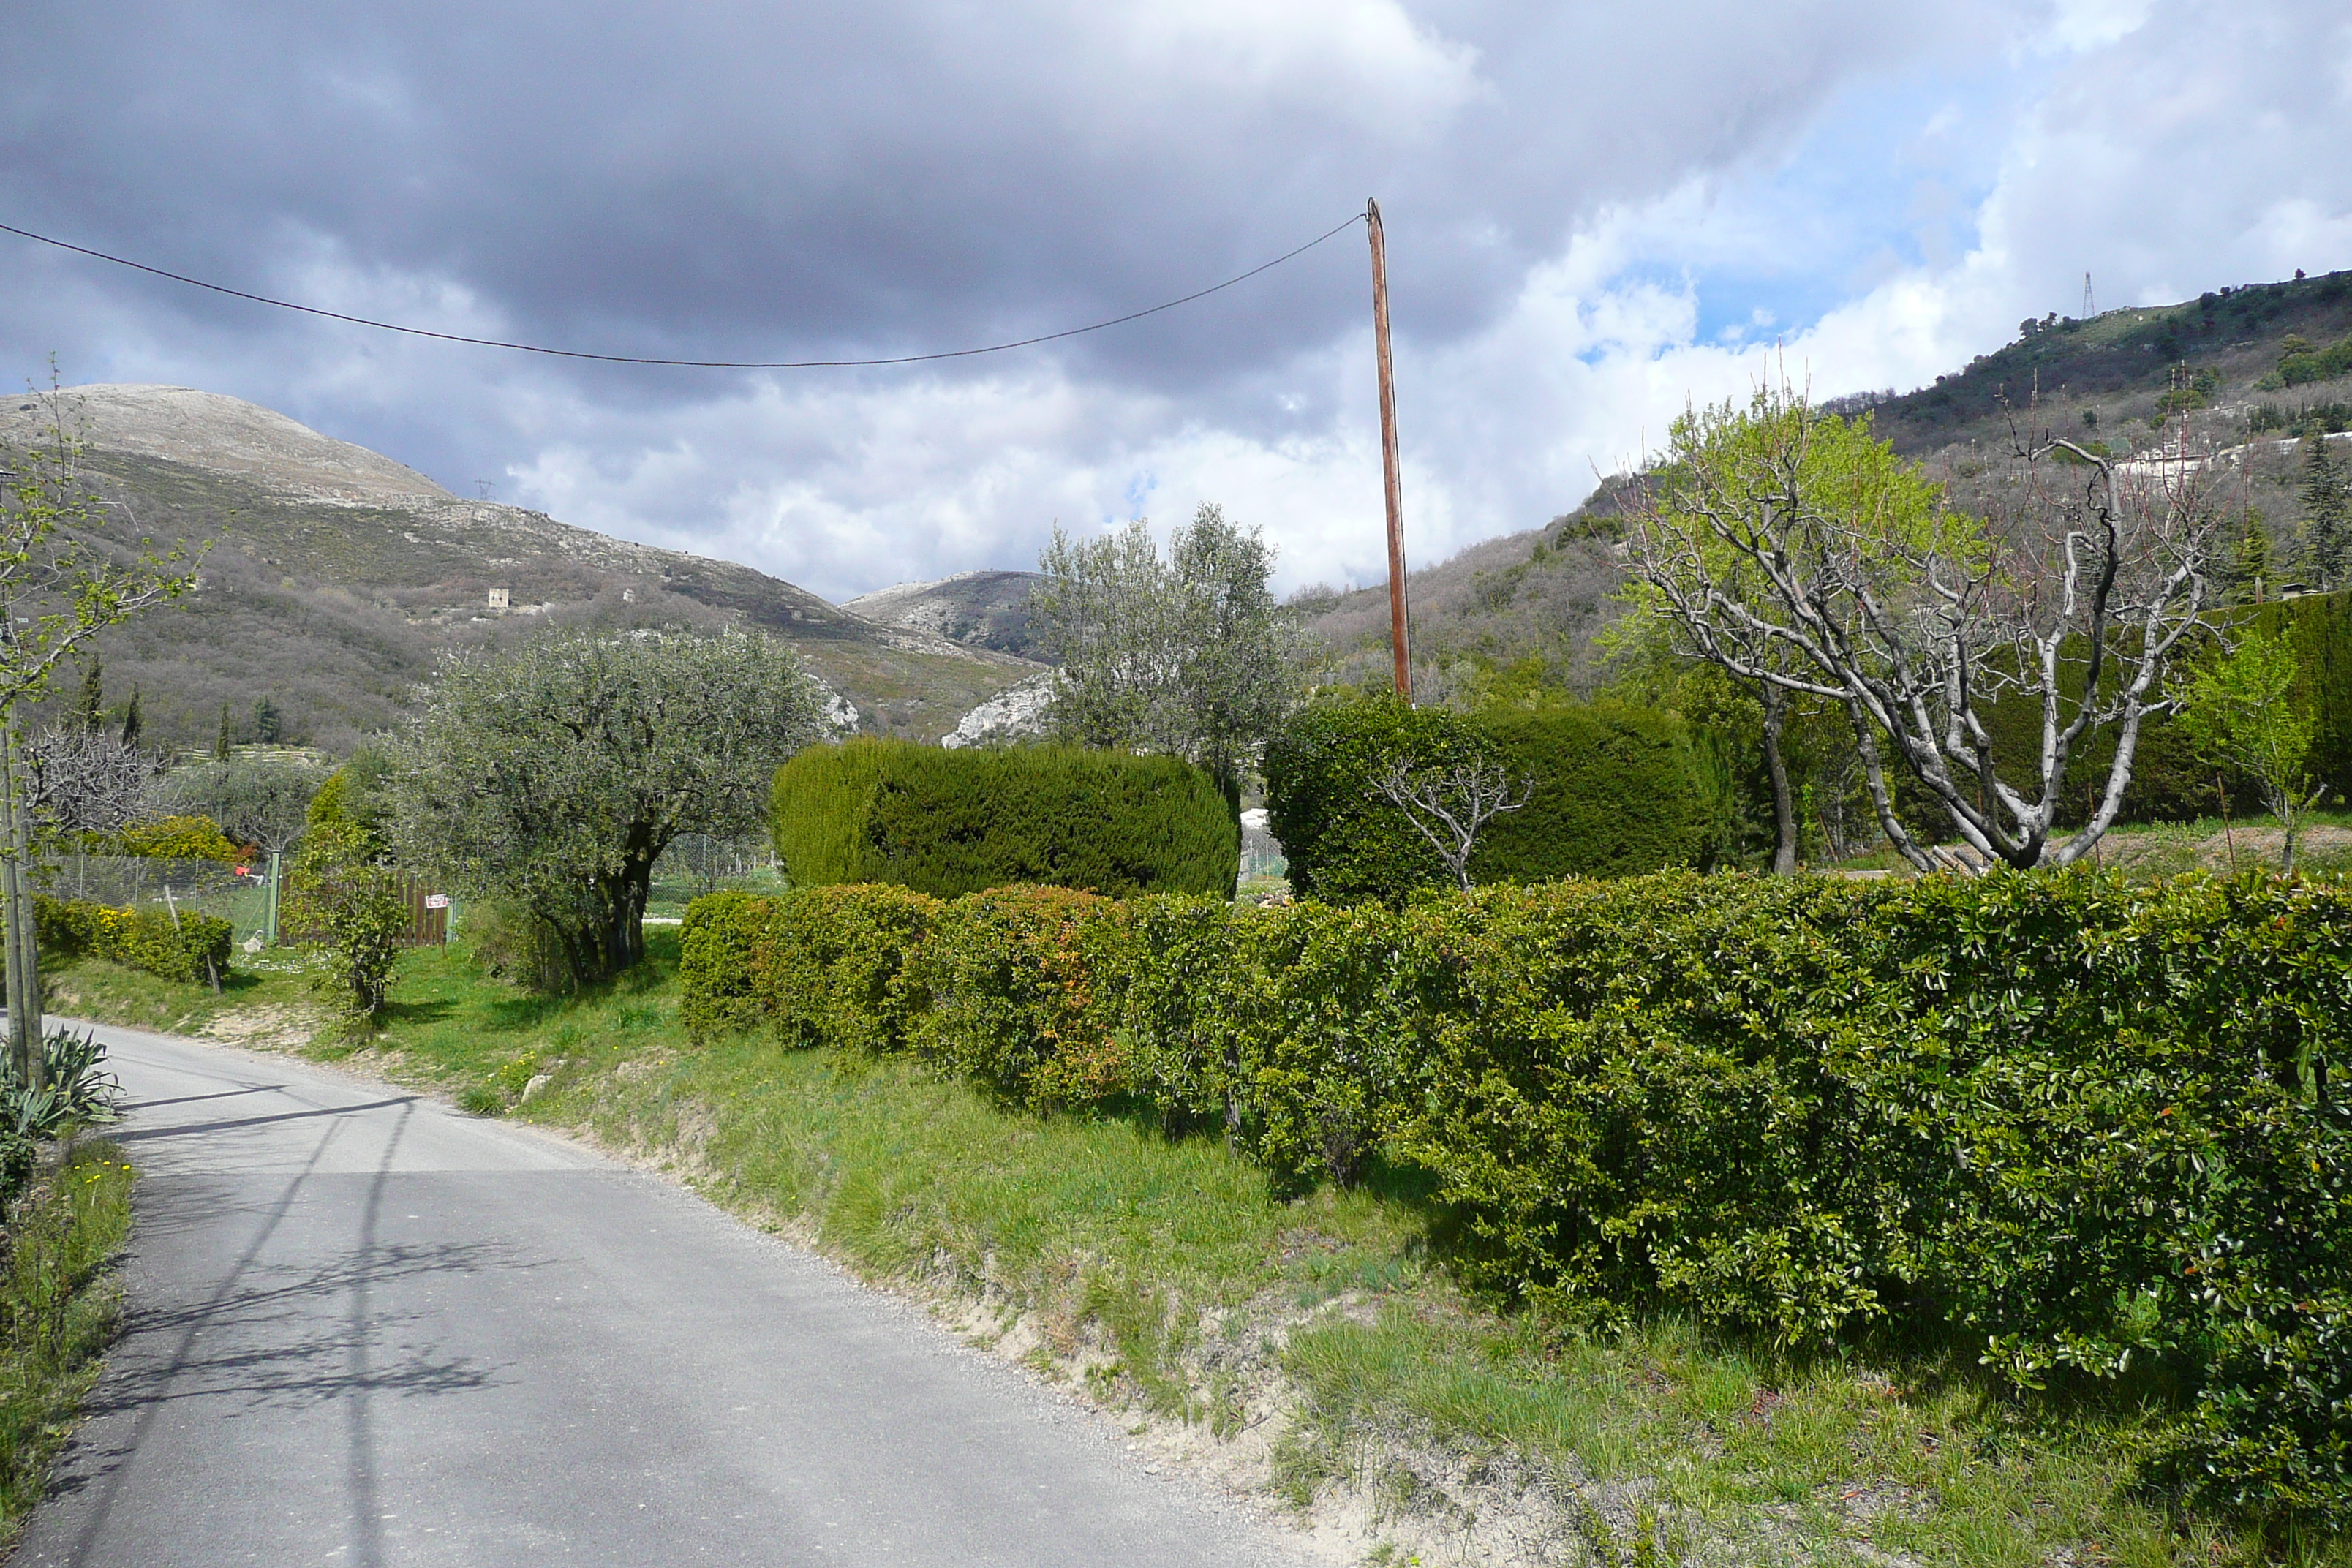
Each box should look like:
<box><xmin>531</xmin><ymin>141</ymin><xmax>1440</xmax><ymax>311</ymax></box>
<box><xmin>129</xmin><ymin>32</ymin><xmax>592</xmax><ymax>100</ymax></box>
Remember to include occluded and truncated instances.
<box><xmin>1263</xmin><ymin>695</ymin><xmax>1716</xmax><ymax>901</ymax></box>
<box><xmin>36</xmin><ymin>894</ymin><xmax>233</xmax><ymax>984</ymax></box>
<box><xmin>771</xmin><ymin>738</ymin><xmax>1239</xmax><ymax>899</ymax></box>
<box><xmin>682</xmin><ymin>871</ymin><xmax>2352</xmax><ymax>1527</ymax></box>
<box><xmin>2256</xmin><ymin>587</ymin><xmax>2352</xmax><ymax>799</ymax></box>
<box><xmin>1967</xmin><ymin>587</ymin><xmax>2352</xmax><ymax>827</ymax></box>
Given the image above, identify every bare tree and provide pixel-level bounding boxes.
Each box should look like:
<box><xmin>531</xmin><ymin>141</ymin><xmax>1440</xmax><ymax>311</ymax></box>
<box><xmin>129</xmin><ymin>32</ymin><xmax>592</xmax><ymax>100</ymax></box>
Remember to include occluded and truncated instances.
<box><xmin>1370</xmin><ymin>753</ymin><xmax>1535</xmax><ymax>892</ymax></box>
<box><xmin>1626</xmin><ymin>386</ymin><xmax>2217</xmax><ymax>870</ymax></box>
<box><xmin>22</xmin><ymin>725</ymin><xmax>158</xmax><ymax>838</ymax></box>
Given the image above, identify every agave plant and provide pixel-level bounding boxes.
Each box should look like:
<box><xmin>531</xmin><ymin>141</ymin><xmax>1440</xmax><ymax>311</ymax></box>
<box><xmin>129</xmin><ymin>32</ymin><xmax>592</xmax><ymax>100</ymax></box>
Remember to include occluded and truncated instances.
<box><xmin>39</xmin><ymin>1028</ymin><xmax>122</xmax><ymax>1126</ymax></box>
<box><xmin>0</xmin><ymin>1028</ymin><xmax>122</xmax><ymax>1134</ymax></box>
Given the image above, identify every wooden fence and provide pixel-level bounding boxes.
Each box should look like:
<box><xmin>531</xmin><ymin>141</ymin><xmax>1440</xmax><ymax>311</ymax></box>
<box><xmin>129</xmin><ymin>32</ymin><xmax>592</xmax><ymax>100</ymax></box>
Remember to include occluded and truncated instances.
<box><xmin>276</xmin><ymin>870</ymin><xmax>449</xmax><ymax>949</ymax></box>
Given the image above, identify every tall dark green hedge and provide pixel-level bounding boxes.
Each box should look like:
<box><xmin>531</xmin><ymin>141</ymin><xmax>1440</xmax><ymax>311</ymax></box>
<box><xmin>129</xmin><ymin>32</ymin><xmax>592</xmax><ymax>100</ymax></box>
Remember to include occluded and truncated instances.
<box><xmin>1970</xmin><ymin>588</ymin><xmax>2352</xmax><ymax>828</ymax></box>
<box><xmin>771</xmin><ymin>738</ymin><xmax>1237</xmax><ymax>898</ymax></box>
<box><xmin>1263</xmin><ymin>696</ymin><xmax>1715</xmax><ymax>901</ymax></box>
<box><xmin>2255</xmin><ymin>587</ymin><xmax>2352</xmax><ymax>799</ymax></box>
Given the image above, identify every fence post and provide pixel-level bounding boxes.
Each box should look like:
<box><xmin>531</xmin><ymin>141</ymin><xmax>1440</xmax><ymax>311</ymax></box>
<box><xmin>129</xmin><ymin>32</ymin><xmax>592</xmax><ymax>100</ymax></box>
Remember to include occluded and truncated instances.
<box><xmin>266</xmin><ymin>850</ymin><xmax>281</xmax><ymax>946</ymax></box>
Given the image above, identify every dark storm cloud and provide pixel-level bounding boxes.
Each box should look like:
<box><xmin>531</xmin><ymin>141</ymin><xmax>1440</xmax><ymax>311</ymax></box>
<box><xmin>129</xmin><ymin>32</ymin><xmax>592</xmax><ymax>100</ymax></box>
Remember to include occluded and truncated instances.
<box><xmin>4</xmin><ymin>0</ymin><xmax>1992</xmax><ymax>393</ymax></box>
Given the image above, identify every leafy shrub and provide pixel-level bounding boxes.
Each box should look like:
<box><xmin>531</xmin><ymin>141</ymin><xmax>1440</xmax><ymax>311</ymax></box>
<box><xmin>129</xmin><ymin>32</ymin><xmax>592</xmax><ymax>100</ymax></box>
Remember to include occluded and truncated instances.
<box><xmin>911</xmin><ymin>886</ymin><xmax>1127</xmax><ymax>1109</ymax></box>
<box><xmin>680</xmin><ymin>870</ymin><xmax>2352</xmax><ymax>1526</ymax></box>
<box><xmin>35</xmin><ymin>894</ymin><xmax>232</xmax><ymax>985</ymax></box>
<box><xmin>467</xmin><ymin>898</ymin><xmax>573</xmax><ymax>995</ymax></box>
<box><xmin>113</xmin><ymin>815</ymin><xmax>241</xmax><ymax>861</ymax></box>
<box><xmin>305</xmin><ymin>750</ymin><xmax>393</xmax><ymax>856</ymax></box>
<box><xmin>681</xmin><ymin>883</ymin><xmax>940</xmax><ymax>1049</ymax></box>
<box><xmin>310</xmin><ymin>869</ymin><xmax>410</xmax><ymax>1021</ymax></box>
<box><xmin>1471</xmin><ymin>707</ymin><xmax>1718</xmax><ymax>881</ymax></box>
<box><xmin>1261</xmin><ymin>697</ymin><xmax>1468</xmax><ymax>900</ymax></box>
<box><xmin>772</xmin><ymin>738</ymin><xmax>1237</xmax><ymax>897</ymax></box>
<box><xmin>1264</xmin><ymin>696</ymin><xmax>1715</xmax><ymax>900</ymax></box>
<box><xmin>2280</xmin><ymin>332</ymin><xmax>2352</xmax><ymax>388</ymax></box>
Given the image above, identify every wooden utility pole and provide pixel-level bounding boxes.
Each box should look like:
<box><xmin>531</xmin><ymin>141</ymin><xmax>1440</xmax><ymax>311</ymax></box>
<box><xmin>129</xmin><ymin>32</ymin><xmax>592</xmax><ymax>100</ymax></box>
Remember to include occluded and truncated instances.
<box><xmin>1367</xmin><ymin>199</ymin><xmax>1411</xmax><ymax>701</ymax></box>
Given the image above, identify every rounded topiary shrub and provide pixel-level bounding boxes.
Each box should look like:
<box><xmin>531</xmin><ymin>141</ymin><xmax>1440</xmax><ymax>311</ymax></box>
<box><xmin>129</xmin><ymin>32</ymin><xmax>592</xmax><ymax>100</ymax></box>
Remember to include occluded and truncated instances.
<box><xmin>772</xmin><ymin>737</ymin><xmax>1236</xmax><ymax>898</ymax></box>
<box><xmin>1264</xmin><ymin>694</ymin><xmax>1716</xmax><ymax>901</ymax></box>
<box><xmin>1469</xmin><ymin>705</ymin><xmax>1717</xmax><ymax>882</ymax></box>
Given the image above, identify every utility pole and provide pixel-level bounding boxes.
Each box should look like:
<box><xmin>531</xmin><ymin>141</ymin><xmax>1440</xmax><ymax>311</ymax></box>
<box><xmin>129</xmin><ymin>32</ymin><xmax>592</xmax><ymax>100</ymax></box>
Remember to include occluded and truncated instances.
<box><xmin>1368</xmin><ymin>199</ymin><xmax>1411</xmax><ymax>701</ymax></box>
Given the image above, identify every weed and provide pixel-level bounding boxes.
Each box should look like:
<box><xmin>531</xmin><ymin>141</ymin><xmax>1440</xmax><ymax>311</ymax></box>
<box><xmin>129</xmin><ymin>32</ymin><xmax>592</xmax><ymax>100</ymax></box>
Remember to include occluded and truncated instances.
<box><xmin>0</xmin><ymin>1142</ymin><xmax>132</xmax><ymax>1544</ymax></box>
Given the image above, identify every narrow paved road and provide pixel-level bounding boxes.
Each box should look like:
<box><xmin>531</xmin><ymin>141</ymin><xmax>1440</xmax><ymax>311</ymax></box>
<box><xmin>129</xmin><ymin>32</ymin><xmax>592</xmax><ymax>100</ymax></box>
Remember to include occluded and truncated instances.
<box><xmin>17</xmin><ymin>1022</ymin><xmax>1315</xmax><ymax>1567</ymax></box>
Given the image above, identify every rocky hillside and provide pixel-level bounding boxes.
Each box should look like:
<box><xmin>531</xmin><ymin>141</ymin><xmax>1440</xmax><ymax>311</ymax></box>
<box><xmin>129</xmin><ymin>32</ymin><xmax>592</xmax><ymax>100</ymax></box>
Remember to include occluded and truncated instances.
<box><xmin>843</xmin><ymin>569</ymin><xmax>1046</xmax><ymax>659</ymax></box>
<box><xmin>0</xmin><ymin>385</ymin><xmax>1040</xmax><ymax>750</ymax></box>
<box><xmin>1294</xmin><ymin>266</ymin><xmax>2352</xmax><ymax>701</ymax></box>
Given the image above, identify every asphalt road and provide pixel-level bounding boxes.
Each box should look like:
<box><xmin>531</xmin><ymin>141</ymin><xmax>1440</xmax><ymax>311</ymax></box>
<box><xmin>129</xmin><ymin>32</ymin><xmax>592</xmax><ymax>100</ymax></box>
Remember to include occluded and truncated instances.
<box><xmin>15</xmin><ymin>1022</ymin><xmax>1316</xmax><ymax>1567</ymax></box>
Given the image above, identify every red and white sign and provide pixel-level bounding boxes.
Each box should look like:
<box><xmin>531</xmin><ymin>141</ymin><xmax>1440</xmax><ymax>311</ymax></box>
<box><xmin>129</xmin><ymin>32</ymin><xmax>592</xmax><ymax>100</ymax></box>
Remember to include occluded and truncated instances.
<box><xmin>423</xmin><ymin>894</ymin><xmax>451</xmax><ymax>910</ymax></box>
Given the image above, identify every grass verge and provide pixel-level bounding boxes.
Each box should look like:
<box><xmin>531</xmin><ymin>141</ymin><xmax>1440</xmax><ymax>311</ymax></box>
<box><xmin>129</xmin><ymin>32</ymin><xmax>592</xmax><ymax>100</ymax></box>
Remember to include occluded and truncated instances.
<box><xmin>45</xmin><ymin>933</ymin><xmax>2348</xmax><ymax>1567</ymax></box>
<box><xmin>0</xmin><ymin>1140</ymin><xmax>135</xmax><ymax>1547</ymax></box>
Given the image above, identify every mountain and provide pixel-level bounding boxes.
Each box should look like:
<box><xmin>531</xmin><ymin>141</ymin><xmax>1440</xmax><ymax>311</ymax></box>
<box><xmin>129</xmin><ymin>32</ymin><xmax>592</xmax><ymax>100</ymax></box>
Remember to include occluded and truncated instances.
<box><xmin>842</xmin><ymin>569</ymin><xmax>1047</xmax><ymax>659</ymax></box>
<box><xmin>1292</xmin><ymin>266</ymin><xmax>2352</xmax><ymax>701</ymax></box>
<box><xmin>0</xmin><ymin>386</ymin><xmax>1040</xmax><ymax>750</ymax></box>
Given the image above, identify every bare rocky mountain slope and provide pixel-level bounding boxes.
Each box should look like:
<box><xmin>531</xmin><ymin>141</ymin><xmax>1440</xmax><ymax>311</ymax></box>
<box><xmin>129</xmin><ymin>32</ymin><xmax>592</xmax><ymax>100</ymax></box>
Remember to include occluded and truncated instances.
<box><xmin>843</xmin><ymin>568</ymin><xmax>1047</xmax><ymax>660</ymax></box>
<box><xmin>0</xmin><ymin>385</ymin><xmax>1039</xmax><ymax>750</ymax></box>
<box><xmin>1296</xmin><ymin>265</ymin><xmax>2352</xmax><ymax>700</ymax></box>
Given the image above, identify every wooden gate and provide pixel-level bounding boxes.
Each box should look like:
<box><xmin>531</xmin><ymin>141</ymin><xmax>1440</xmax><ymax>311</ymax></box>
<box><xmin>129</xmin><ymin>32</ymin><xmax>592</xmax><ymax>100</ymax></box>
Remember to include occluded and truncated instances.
<box><xmin>276</xmin><ymin>870</ymin><xmax>448</xmax><ymax>947</ymax></box>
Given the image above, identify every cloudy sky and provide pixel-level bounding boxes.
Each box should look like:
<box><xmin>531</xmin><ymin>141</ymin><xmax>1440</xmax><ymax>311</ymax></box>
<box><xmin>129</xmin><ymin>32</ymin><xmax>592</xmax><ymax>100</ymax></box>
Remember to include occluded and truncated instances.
<box><xmin>4</xmin><ymin>0</ymin><xmax>2348</xmax><ymax>600</ymax></box>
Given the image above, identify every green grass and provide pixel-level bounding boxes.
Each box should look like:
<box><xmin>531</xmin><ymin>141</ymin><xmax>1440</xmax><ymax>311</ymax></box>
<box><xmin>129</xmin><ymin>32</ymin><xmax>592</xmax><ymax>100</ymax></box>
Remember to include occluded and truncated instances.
<box><xmin>41</xmin><ymin>931</ymin><xmax>2348</xmax><ymax>1567</ymax></box>
<box><xmin>1820</xmin><ymin>809</ymin><xmax>2352</xmax><ymax>880</ymax></box>
<box><xmin>43</xmin><ymin>944</ymin><xmax>325</xmax><ymax>1037</ymax></box>
<box><xmin>644</xmin><ymin>867</ymin><xmax>789</xmax><ymax>921</ymax></box>
<box><xmin>0</xmin><ymin>1140</ymin><xmax>135</xmax><ymax>1548</ymax></box>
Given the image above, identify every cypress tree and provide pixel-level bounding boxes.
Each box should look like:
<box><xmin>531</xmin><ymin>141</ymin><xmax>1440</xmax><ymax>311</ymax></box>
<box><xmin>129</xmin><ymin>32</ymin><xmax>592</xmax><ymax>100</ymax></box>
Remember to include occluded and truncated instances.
<box><xmin>2223</xmin><ymin>508</ymin><xmax>2272</xmax><ymax>606</ymax></box>
<box><xmin>216</xmin><ymin>702</ymin><xmax>233</xmax><ymax>761</ymax></box>
<box><xmin>77</xmin><ymin>657</ymin><xmax>103</xmax><ymax>731</ymax></box>
<box><xmin>120</xmin><ymin>686</ymin><xmax>142</xmax><ymax>746</ymax></box>
<box><xmin>2300</xmin><ymin>437</ymin><xmax>2348</xmax><ymax>589</ymax></box>
<box><xmin>252</xmin><ymin>696</ymin><xmax>283</xmax><ymax>745</ymax></box>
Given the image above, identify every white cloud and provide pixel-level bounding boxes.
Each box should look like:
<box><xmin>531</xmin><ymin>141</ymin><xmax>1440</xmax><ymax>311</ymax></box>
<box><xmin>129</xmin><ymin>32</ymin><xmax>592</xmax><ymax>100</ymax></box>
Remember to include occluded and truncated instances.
<box><xmin>7</xmin><ymin>0</ymin><xmax>2345</xmax><ymax>608</ymax></box>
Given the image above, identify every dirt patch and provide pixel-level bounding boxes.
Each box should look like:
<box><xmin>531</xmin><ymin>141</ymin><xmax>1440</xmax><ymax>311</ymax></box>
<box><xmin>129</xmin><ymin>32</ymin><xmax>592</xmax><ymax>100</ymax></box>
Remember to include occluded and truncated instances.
<box><xmin>198</xmin><ymin>1003</ymin><xmax>331</xmax><ymax>1050</ymax></box>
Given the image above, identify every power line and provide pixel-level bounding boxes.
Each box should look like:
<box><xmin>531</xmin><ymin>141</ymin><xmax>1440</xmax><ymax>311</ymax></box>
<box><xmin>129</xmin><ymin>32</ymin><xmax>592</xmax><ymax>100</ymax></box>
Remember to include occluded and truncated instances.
<box><xmin>0</xmin><ymin>214</ymin><xmax>1367</xmax><ymax>369</ymax></box>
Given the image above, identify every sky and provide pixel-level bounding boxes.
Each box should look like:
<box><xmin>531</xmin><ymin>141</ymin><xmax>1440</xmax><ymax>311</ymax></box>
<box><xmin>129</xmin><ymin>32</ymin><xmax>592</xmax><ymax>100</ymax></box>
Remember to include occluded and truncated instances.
<box><xmin>4</xmin><ymin>0</ymin><xmax>2349</xmax><ymax>602</ymax></box>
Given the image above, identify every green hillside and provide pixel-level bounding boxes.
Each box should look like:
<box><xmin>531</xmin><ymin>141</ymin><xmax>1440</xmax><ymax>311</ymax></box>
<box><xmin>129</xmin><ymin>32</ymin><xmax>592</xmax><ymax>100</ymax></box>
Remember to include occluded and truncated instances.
<box><xmin>1295</xmin><ymin>266</ymin><xmax>2352</xmax><ymax>701</ymax></box>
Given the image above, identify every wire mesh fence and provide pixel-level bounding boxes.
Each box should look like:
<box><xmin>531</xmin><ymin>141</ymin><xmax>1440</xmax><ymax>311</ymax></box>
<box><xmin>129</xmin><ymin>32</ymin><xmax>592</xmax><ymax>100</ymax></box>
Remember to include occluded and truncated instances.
<box><xmin>34</xmin><ymin>854</ymin><xmax>450</xmax><ymax>948</ymax></box>
<box><xmin>38</xmin><ymin>853</ymin><xmax>272</xmax><ymax>941</ymax></box>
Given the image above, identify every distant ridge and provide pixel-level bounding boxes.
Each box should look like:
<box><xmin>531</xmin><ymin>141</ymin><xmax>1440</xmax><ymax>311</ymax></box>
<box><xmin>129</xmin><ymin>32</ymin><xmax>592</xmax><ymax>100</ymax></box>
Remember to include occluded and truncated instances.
<box><xmin>0</xmin><ymin>385</ymin><xmax>1041</xmax><ymax>750</ymax></box>
<box><xmin>843</xmin><ymin>568</ymin><xmax>1046</xmax><ymax>660</ymax></box>
<box><xmin>1290</xmin><ymin>268</ymin><xmax>2352</xmax><ymax>701</ymax></box>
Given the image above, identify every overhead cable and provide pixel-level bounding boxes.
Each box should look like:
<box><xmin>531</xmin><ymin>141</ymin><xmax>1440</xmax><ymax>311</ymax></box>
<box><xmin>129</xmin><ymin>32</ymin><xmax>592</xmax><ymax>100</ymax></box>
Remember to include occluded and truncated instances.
<box><xmin>0</xmin><ymin>213</ymin><xmax>1367</xmax><ymax>369</ymax></box>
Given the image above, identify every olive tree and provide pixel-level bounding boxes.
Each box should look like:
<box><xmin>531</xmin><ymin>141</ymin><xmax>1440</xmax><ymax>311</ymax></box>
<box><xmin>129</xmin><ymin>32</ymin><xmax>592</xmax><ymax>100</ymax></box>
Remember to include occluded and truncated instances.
<box><xmin>1032</xmin><ymin>502</ymin><xmax>1294</xmax><ymax>807</ymax></box>
<box><xmin>1627</xmin><ymin>385</ymin><xmax>2217</xmax><ymax>870</ymax></box>
<box><xmin>391</xmin><ymin>627</ymin><xmax>819</xmax><ymax>983</ymax></box>
<box><xmin>155</xmin><ymin>753</ymin><xmax>328</xmax><ymax>860</ymax></box>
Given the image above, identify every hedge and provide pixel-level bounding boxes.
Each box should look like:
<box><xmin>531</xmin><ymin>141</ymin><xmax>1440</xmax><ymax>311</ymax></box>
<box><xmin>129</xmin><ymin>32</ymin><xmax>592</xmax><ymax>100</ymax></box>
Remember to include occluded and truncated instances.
<box><xmin>680</xmin><ymin>871</ymin><xmax>2352</xmax><ymax>1527</ymax></box>
<box><xmin>36</xmin><ymin>894</ymin><xmax>234</xmax><ymax>984</ymax></box>
<box><xmin>1967</xmin><ymin>587</ymin><xmax>2352</xmax><ymax>826</ymax></box>
<box><xmin>771</xmin><ymin>738</ymin><xmax>1237</xmax><ymax>898</ymax></box>
<box><xmin>1262</xmin><ymin>696</ymin><xmax>1716</xmax><ymax>900</ymax></box>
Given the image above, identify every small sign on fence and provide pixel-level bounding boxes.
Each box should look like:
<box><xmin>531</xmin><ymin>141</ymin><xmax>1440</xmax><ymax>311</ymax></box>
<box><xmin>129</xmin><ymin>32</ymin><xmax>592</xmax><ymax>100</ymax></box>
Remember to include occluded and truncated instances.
<box><xmin>424</xmin><ymin>894</ymin><xmax>450</xmax><ymax>910</ymax></box>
